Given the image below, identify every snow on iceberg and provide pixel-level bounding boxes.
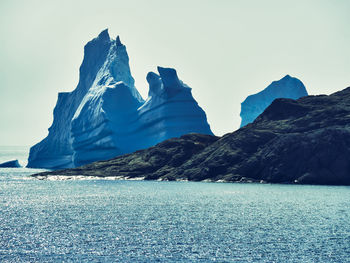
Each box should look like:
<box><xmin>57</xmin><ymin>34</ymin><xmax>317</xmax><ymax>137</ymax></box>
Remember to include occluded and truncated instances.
<box><xmin>28</xmin><ymin>29</ymin><xmax>213</xmax><ymax>169</ymax></box>
<box><xmin>240</xmin><ymin>75</ymin><xmax>308</xmax><ymax>127</ymax></box>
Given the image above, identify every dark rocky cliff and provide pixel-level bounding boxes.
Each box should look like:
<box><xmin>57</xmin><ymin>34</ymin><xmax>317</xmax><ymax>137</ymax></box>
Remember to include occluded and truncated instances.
<box><xmin>33</xmin><ymin>87</ymin><xmax>350</xmax><ymax>185</ymax></box>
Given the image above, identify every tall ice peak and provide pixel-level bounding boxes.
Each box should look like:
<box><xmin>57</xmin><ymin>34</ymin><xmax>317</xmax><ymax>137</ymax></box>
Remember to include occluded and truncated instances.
<box><xmin>157</xmin><ymin>67</ymin><xmax>183</xmax><ymax>90</ymax></box>
<box><xmin>147</xmin><ymin>67</ymin><xmax>188</xmax><ymax>98</ymax></box>
<box><xmin>280</xmin><ymin>74</ymin><xmax>293</xmax><ymax>81</ymax></box>
<box><xmin>116</xmin><ymin>35</ymin><xmax>122</xmax><ymax>46</ymax></box>
<box><xmin>97</xmin><ymin>29</ymin><xmax>110</xmax><ymax>41</ymax></box>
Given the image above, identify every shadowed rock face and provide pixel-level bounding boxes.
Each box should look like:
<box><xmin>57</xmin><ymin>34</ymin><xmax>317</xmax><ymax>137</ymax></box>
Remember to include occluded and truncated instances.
<box><xmin>34</xmin><ymin>86</ymin><xmax>350</xmax><ymax>185</ymax></box>
<box><xmin>240</xmin><ymin>75</ymin><xmax>308</xmax><ymax>127</ymax></box>
<box><xmin>177</xmin><ymin>88</ymin><xmax>350</xmax><ymax>185</ymax></box>
<box><xmin>33</xmin><ymin>134</ymin><xmax>219</xmax><ymax>180</ymax></box>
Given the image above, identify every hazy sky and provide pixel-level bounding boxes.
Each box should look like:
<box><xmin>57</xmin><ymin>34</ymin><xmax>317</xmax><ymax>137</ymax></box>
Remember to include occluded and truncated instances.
<box><xmin>0</xmin><ymin>0</ymin><xmax>349</xmax><ymax>146</ymax></box>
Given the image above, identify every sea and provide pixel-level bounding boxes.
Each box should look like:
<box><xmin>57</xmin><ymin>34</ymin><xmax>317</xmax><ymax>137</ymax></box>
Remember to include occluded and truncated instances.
<box><xmin>1</xmin><ymin>146</ymin><xmax>350</xmax><ymax>262</ymax></box>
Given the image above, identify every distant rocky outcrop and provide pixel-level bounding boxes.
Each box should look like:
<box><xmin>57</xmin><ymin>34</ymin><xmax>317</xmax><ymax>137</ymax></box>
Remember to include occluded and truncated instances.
<box><xmin>33</xmin><ymin>86</ymin><xmax>350</xmax><ymax>186</ymax></box>
<box><xmin>240</xmin><ymin>75</ymin><xmax>308</xmax><ymax>127</ymax></box>
<box><xmin>0</xmin><ymin>160</ymin><xmax>21</xmax><ymax>168</ymax></box>
<box><xmin>28</xmin><ymin>30</ymin><xmax>212</xmax><ymax>169</ymax></box>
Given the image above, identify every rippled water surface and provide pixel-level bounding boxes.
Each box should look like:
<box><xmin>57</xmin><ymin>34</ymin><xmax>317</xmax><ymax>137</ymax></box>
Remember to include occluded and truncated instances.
<box><xmin>1</xmin><ymin>148</ymin><xmax>350</xmax><ymax>262</ymax></box>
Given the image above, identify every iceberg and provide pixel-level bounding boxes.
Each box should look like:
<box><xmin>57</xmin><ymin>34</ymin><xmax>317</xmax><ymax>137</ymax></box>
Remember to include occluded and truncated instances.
<box><xmin>240</xmin><ymin>75</ymin><xmax>308</xmax><ymax>127</ymax></box>
<box><xmin>28</xmin><ymin>30</ymin><xmax>212</xmax><ymax>169</ymax></box>
<box><xmin>0</xmin><ymin>159</ymin><xmax>21</xmax><ymax>168</ymax></box>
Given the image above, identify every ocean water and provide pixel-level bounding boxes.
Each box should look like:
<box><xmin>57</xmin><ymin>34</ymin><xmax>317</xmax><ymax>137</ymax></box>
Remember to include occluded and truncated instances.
<box><xmin>1</xmin><ymin>147</ymin><xmax>350</xmax><ymax>262</ymax></box>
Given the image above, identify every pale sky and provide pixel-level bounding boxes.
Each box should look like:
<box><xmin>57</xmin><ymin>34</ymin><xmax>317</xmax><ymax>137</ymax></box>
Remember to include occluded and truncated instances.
<box><xmin>0</xmin><ymin>0</ymin><xmax>349</xmax><ymax>146</ymax></box>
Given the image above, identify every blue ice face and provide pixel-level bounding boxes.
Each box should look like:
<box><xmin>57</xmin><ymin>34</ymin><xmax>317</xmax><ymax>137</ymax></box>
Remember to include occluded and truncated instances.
<box><xmin>240</xmin><ymin>75</ymin><xmax>308</xmax><ymax>127</ymax></box>
<box><xmin>28</xmin><ymin>30</ymin><xmax>213</xmax><ymax>169</ymax></box>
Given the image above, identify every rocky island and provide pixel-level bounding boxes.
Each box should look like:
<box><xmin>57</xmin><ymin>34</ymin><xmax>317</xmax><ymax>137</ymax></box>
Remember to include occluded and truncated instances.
<box><xmin>33</xmin><ymin>86</ymin><xmax>350</xmax><ymax>185</ymax></box>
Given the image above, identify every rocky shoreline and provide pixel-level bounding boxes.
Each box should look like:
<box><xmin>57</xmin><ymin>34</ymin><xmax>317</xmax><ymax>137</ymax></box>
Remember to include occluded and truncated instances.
<box><xmin>34</xmin><ymin>173</ymin><xmax>267</xmax><ymax>184</ymax></box>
